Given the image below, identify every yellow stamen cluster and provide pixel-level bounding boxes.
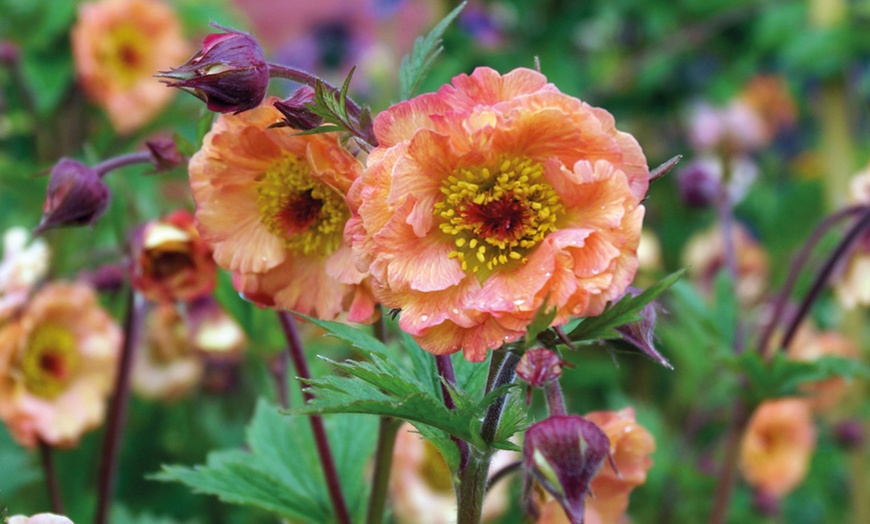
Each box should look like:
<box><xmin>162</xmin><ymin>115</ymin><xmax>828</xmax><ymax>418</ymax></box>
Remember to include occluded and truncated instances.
<box><xmin>19</xmin><ymin>323</ymin><xmax>80</xmax><ymax>400</ymax></box>
<box><xmin>434</xmin><ymin>156</ymin><xmax>562</xmax><ymax>276</ymax></box>
<box><xmin>256</xmin><ymin>153</ymin><xmax>349</xmax><ymax>256</ymax></box>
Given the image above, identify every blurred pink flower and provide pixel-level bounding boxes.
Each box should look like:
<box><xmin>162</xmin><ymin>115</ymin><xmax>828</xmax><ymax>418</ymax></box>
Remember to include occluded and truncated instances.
<box><xmin>0</xmin><ymin>282</ymin><xmax>121</xmax><ymax>448</ymax></box>
<box><xmin>72</xmin><ymin>0</ymin><xmax>190</xmax><ymax>133</ymax></box>
<box><xmin>682</xmin><ymin>223</ymin><xmax>769</xmax><ymax>305</ymax></box>
<box><xmin>189</xmin><ymin>99</ymin><xmax>375</xmax><ymax>321</ymax></box>
<box><xmin>7</xmin><ymin>514</ymin><xmax>74</xmax><ymax>524</ymax></box>
<box><xmin>347</xmin><ymin>67</ymin><xmax>648</xmax><ymax>361</ymax></box>
<box><xmin>132</xmin><ymin>303</ymin><xmax>202</xmax><ymax>401</ymax></box>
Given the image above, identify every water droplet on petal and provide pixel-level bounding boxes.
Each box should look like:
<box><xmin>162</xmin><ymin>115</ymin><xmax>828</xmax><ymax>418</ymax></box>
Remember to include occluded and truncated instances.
<box><xmin>451</xmin><ymin>308</ymin><xmax>460</xmax><ymax>315</ymax></box>
<box><xmin>421</xmin><ymin>314</ymin><xmax>429</xmax><ymax>322</ymax></box>
<box><xmin>544</xmin><ymin>272</ymin><xmax>552</xmax><ymax>278</ymax></box>
<box><xmin>513</xmin><ymin>299</ymin><xmax>526</xmax><ymax>306</ymax></box>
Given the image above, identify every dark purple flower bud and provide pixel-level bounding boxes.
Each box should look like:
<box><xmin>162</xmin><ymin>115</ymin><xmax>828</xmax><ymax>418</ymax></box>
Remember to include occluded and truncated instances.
<box><xmin>157</xmin><ymin>26</ymin><xmax>269</xmax><ymax>114</ymax></box>
<box><xmin>834</xmin><ymin>419</ymin><xmax>865</xmax><ymax>450</ymax></box>
<box><xmin>614</xmin><ymin>287</ymin><xmax>672</xmax><ymax>369</ymax></box>
<box><xmin>35</xmin><ymin>158</ymin><xmax>111</xmax><ymax>234</ymax></box>
<box><xmin>677</xmin><ymin>159</ymin><xmax>721</xmax><ymax>208</ymax></box>
<box><xmin>80</xmin><ymin>263</ymin><xmax>126</xmax><ymax>293</ymax></box>
<box><xmin>752</xmin><ymin>489</ymin><xmax>781</xmax><ymax>518</ymax></box>
<box><xmin>523</xmin><ymin>415</ymin><xmax>612</xmax><ymax>524</ymax></box>
<box><xmin>273</xmin><ymin>86</ymin><xmax>323</xmax><ymax>130</ymax></box>
<box><xmin>146</xmin><ymin>137</ymin><xmax>186</xmax><ymax>172</ymax></box>
<box><xmin>516</xmin><ymin>348</ymin><xmax>563</xmax><ymax>387</ymax></box>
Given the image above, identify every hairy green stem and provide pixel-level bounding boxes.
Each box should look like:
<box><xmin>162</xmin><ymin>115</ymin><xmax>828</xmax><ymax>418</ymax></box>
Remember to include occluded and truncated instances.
<box><xmin>456</xmin><ymin>448</ymin><xmax>493</xmax><ymax>524</ymax></box>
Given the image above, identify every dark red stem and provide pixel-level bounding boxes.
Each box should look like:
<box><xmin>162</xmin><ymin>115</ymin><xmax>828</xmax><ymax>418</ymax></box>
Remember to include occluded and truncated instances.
<box><xmin>278</xmin><ymin>312</ymin><xmax>351</xmax><ymax>524</ymax></box>
<box><xmin>95</xmin><ymin>291</ymin><xmax>146</xmax><ymax>524</ymax></box>
<box><xmin>39</xmin><ymin>439</ymin><xmax>65</xmax><ymax>514</ymax></box>
<box><xmin>93</xmin><ymin>151</ymin><xmax>154</xmax><ymax>178</ymax></box>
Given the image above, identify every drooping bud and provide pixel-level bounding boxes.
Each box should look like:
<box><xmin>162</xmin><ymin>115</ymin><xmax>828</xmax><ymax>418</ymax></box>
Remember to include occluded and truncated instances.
<box><xmin>516</xmin><ymin>348</ymin><xmax>563</xmax><ymax>387</ymax></box>
<box><xmin>614</xmin><ymin>288</ymin><xmax>672</xmax><ymax>369</ymax></box>
<box><xmin>79</xmin><ymin>263</ymin><xmax>126</xmax><ymax>294</ymax></box>
<box><xmin>130</xmin><ymin>210</ymin><xmax>216</xmax><ymax>302</ymax></box>
<box><xmin>677</xmin><ymin>159</ymin><xmax>720</xmax><ymax>209</ymax></box>
<box><xmin>157</xmin><ymin>26</ymin><xmax>269</xmax><ymax>114</ymax></box>
<box><xmin>273</xmin><ymin>86</ymin><xmax>323</xmax><ymax>130</ymax></box>
<box><xmin>523</xmin><ymin>415</ymin><xmax>612</xmax><ymax>524</ymax></box>
<box><xmin>145</xmin><ymin>136</ymin><xmax>186</xmax><ymax>172</ymax></box>
<box><xmin>35</xmin><ymin>158</ymin><xmax>111</xmax><ymax>234</ymax></box>
<box><xmin>834</xmin><ymin>419</ymin><xmax>865</xmax><ymax>450</ymax></box>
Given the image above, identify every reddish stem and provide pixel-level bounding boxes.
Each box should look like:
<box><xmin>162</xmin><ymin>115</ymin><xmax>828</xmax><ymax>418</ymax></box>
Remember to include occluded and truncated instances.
<box><xmin>278</xmin><ymin>312</ymin><xmax>351</xmax><ymax>524</ymax></box>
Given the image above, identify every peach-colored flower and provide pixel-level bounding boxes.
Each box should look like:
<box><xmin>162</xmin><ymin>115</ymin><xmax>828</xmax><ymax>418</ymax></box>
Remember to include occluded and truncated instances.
<box><xmin>131</xmin><ymin>210</ymin><xmax>216</xmax><ymax>303</ymax></box>
<box><xmin>7</xmin><ymin>514</ymin><xmax>74</xmax><ymax>524</ymax></box>
<box><xmin>187</xmin><ymin>295</ymin><xmax>247</xmax><ymax>358</ymax></box>
<box><xmin>833</xmin><ymin>165</ymin><xmax>870</xmax><ymax>308</ymax></box>
<box><xmin>347</xmin><ymin>67</ymin><xmax>648</xmax><ymax>361</ymax></box>
<box><xmin>132</xmin><ymin>303</ymin><xmax>201</xmax><ymax>401</ymax></box>
<box><xmin>189</xmin><ymin>99</ymin><xmax>375</xmax><ymax>322</ymax></box>
<box><xmin>0</xmin><ymin>227</ymin><xmax>50</xmax><ymax>322</ymax></box>
<box><xmin>788</xmin><ymin>328</ymin><xmax>859</xmax><ymax>412</ymax></box>
<box><xmin>534</xmin><ymin>408</ymin><xmax>655</xmax><ymax>524</ymax></box>
<box><xmin>71</xmin><ymin>0</ymin><xmax>190</xmax><ymax>134</ymax></box>
<box><xmin>739</xmin><ymin>398</ymin><xmax>816</xmax><ymax>498</ymax></box>
<box><xmin>0</xmin><ymin>282</ymin><xmax>121</xmax><ymax>448</ymax></box>
<box><xmin>584</xmin><ymin>408</ymin><xmax>655</xmax><ymax>523</ymax></box>
<box><xmin>389</xmin><ymin>423</ymin><xmax>514</xmax><ymax>524</ymax></box>
<box><xmin>682</xmin><ymin>223</ymin><xmax>769</xmax><ymax>305</ymax></box>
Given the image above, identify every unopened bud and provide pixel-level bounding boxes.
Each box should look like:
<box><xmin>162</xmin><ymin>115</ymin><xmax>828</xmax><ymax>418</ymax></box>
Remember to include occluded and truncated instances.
<box><xmin>273</xmin><ymin>86</ymin><xmax>323</xmax><ymax>130</ymax></box>
<box><xmin>523</xmin><ymin>415</ymin><xmax>612</xmax><ymax>524</ymax></box>
<box><xmin>146</xmin><ymin>137</ymin><xmax>186</xmax><ymax>172</ymax></box>
<box><xmin>157</xmin><ymin>26</ymin><xmax>269</xmax><ymax>114</ymax></box>
<box><xmin>35</xmin><ymin>158</ymin><xmax>110</xmax><ymax>234</ymax></box>
<box><xmin>516</xmin><ymin>348</ymin><xmax>563</xmax><ymax>387</ymax></box>
<box><xmin>677</xmin><ymin>159</ymin><xmax>721</xmax><ymax>209</ymax></box>
<box><xmin>614</xmin><ymin>288</ymin><xmax>672</xmax><ymax>369</ymax></box>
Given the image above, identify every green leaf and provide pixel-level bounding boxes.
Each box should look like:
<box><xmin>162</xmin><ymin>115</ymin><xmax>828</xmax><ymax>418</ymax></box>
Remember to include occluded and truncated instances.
<box><xmin>398</xmin><ymin>1</ymin><xmax>467</xmax><ymax>100</ymax></box>
<box><xmin>153</xmin><ymin>400</ymin><xmax>377</xmax><ymax>523</ymax></box>
<box><xmin>567</xmin><ymin>269</ymin><xmax>687</xmax><ymax>343</ymax></box>
<box><xmin>294</xmin><ymin>312</ymin><xmax>388</xmax><ymax>356</ymax></box>
<box><xmin>726</xmin><ymin>351</ymin><xmax>870</xmax><ymax>406</ymax></box>
<box><xmin>294</xmin><ymin>352</ymin><xmax>517</xmax><ymax>451</ymax></box>
<box><xmin>0</xmin><ymin>426</ymin><xmax>40</xmax><ymax>497</ymax></box>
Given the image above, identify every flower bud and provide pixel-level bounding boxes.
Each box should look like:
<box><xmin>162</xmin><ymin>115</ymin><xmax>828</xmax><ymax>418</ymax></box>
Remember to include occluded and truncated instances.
<box><xmin>614</xmin><ymin>288</ymin><xmax>672</xmax><ymax>369</ymax></box>
<box><xmin>157</xmin><ymin>26</ymin><xmax>269</xmax><ymax>114</ymax></box>
<box><xmin>834</xmin><ymin>419</ymin><xmax>865</xmax><ymax>450</ymax></box>
<box><xmin>186</xmin><ymin>295</ymin><xmax>246</xmax><ymax>358</ymax></box>
<box><xmin>146</xmin><ymin>137</ymin><xmax>186</xmax><ymax>172</ymax></box>
<box><xmin>35</xmin><ymin>158</ymin><xmax>111</xmax><ymax>234</ymax></box>
<box><xmin>516</xmin><ymin>348</ymin><xmax>563</xmax><ymax>387</ymax></box>
<box><xmin>677</xmin><ymin>159</ymin><xmax>720</xmax><ymax>209</ymax></box>
<box><xmin>273</xmin><ymin>86</ymin><xmax>323</xmax><ymax>130</ymax></box>
<box><xmin>523</xmin><ymin>415</ymin><xmax>612</xmax><ymax>524</ymax></box>
<box><xmin>130</xmin><ymin>211</ymin><xmax>216</xmax><ymax>302</ymax></box>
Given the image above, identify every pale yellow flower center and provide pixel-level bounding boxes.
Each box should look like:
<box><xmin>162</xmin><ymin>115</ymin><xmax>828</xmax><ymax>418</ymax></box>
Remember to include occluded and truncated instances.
<box><xmin>100</xmin><ymin>23</ymin><xmax>152</xmax><ymax>89</ymax></box>
<box><xmin>256</xmin><ymin>153</ymin><xmax>348</xmax><ymax>256</ymax></box>
<box><xmin>19</xmin><ymin>323</ymin><xmax>80</xmax><ymax>400</ymax></box>
<box><xmin>435</xmin><ymin>156</ymin><xmax>562</xmax><ymax>276</ymax></box>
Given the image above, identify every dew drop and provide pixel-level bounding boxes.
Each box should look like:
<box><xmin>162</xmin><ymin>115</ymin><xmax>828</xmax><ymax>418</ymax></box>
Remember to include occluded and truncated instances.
<box><xmin>544</xmin><ymin>272</ymin><xmax>552</xmax><ymax>278</ymax></box>
<box><xmin>451</xmin><ymin>308</ymin><xmax>460</xmax><ymax>315</ymax></box>
<box><xmin>421</xmin><ymin>314</ymin><xmax>429</xmax><ymax>322</ymax></box>
<box><xmin>513</xmin><ymin>299</ymin><xmax>526</xmax><ymax>306</ymax></box>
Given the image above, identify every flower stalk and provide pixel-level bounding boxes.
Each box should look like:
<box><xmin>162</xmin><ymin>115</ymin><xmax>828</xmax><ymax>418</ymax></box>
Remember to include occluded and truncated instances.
<box><xmin>277</xmin><ymin>312</ymin><xmax>351</xmax><ymax>524</ymax></box>
<box><xmin>436</xmin><ymin>354</ymin><xmax>470</xmax><ymax>470</ymax></box>
<box><xmin>95</xmin><ymin>290</ymin><xmax>147</xmax><ymax>524</ymax></box>
<box><xmin>38</xmin><ymin>440</ymin><xmax>64</xmax><ymax>515</ymax></box>
<box><xmin>92</xmin><ymin>151</ymin><xmax>154</xmax><ymax>178</ymax></box>
<box><xmin>456</xmin><ymin>447</ymin><xmax>493</xmax><ymax>524</ymax></box>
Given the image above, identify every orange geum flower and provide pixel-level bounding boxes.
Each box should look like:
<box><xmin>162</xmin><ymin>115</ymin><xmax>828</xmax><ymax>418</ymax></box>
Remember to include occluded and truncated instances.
<box><xmin>788</xmin><ymin>328</ymin><xmax>859</xmax><ymax>412</ymax></box>
<box><xmin>189</xmin><ymin>99</ymin><xmax>375</xmax><ymax>322</ymax></box>
<box><xmin>130</xmin><ymin>210</ymin><xmax>216</xmax><ymax>303</ymax></box>
<box><xmin>739</xmin><ymin>398</ymin><xmax>816</xmax><ymax>499</ymax></box>
<box><xmin>347</xmin><ymin>67</ymin><xmax>648</xmax><ymax>361</ymax></box>
<box><xmin>71</xmin><ymin>0</ymin><xmax>190</xmax><ymax>134</ymax></box>
<box><xmin>0</xmin><ymin>227</ymin><xmax>50</xmax><ymax>322</ymax></box>
<box><xmin>0</xmin><ymin>282</ymin><xmax>121</xmax><ymax>448</ymax></box>
<box><xmin>7</xmin><ymin>514</ymin><xmax>74</xmax><ymax>524</ymax></box>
